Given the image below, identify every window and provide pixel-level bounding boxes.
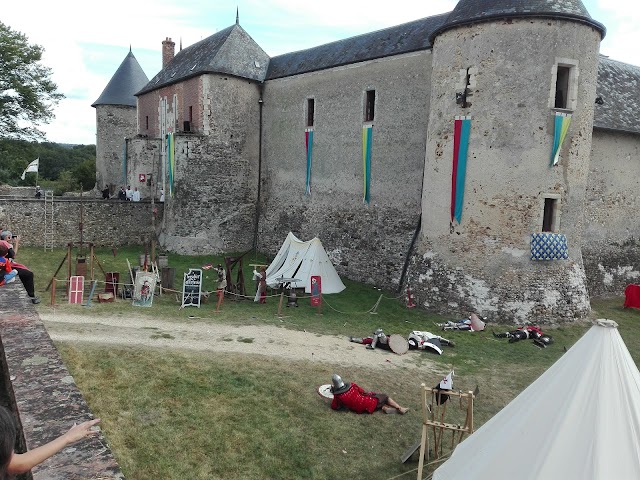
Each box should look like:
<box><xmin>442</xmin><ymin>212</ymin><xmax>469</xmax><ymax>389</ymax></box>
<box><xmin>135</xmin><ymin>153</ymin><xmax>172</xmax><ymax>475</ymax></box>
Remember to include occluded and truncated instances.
<box><xmin>542</xmin><ymin>197</ymin><xmax>559</xmax><ymax>232</ymax></box>
<box><xmin>364</xmin><ymin>90</ymin><xmax>375</xmax><ymax>122</ymax></box>
<box><xmin>145</xmin><ymin>116</ymin><xmax>149</xmax><ymax>130</ymax></box>
<box><xmin>307</xmin><ymin>98</ymin><xmax>315</xmax><ymax>127</ymax></box>
<box><xmin>550</xmin><ymin>59</ymin><xmax>579</xmax><ymax>111</ymax></box>
<box><xmin>189</xmin><ymin>106</ymin><xmax>193</xmax><ymax>123</ymax></box>
<box><xmin>554</xmin><ymin>66</ymin><xmax>570</xmax><ymax>109</ymax></box>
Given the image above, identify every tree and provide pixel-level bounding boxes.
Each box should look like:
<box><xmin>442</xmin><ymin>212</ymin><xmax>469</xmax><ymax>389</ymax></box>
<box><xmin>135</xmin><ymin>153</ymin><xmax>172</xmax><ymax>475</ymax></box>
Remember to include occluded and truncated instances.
<box><xmin>0</xmin><ymin>22</ymin><xmax>63</xmax><ymax>140</ymax></box>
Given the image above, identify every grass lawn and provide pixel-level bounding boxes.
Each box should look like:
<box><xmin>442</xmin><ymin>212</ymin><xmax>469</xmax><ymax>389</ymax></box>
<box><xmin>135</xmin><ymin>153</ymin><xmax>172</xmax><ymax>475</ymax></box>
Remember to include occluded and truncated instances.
<box><xmin>16</xmin><ymin>246</ymin><xmax>640</xmax><ymax>479</ymax></box>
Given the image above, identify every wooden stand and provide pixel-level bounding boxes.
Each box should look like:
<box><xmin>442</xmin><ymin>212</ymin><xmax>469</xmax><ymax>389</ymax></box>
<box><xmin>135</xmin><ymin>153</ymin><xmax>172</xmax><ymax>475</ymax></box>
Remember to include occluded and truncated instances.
<box><xmin>416</xmin><ymin>384</ymin><xmax>475</xmax><ymax>480</ymax></box>
<box><xmin>45</xmin><ymin>243</ymin><xmax>106</xmax><ymax>293</ymax></box>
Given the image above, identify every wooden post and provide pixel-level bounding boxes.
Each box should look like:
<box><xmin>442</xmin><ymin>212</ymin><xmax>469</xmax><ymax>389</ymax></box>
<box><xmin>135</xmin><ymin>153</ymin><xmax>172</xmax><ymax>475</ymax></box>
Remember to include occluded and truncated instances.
<box><xmin>417</xmin><ymin>383</ymin><xmax>429</xmax><ymax>480</ymax></box>
<box><xmin>89</xmin><ymin>243</ymin><xmax>95</xmax><ymax>281</ymax></box>
<box><xmin>277</xmin><ymin>289</ymin><xmax>285</xmax><ymax>317</ymax></box>
<box><xmin>50</xmin><ymin>278</ymin><xmax>56</xmax><ymax>306</ymax></box>
<box><xmin>65</xmin><ymin>243</ymin><xmax>72</xmax><ymax>296</ymax></box>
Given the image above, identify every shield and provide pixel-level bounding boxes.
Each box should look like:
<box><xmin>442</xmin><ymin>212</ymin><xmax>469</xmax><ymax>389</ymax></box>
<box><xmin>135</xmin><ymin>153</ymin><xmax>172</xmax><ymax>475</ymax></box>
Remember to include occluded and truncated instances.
<box><xmin>317</xmin><ymin>384</ymin><xmax>334</xmax><ymax>399</ymax></box>
<box><xmin>388</xmin><ymin>335</ymin><xmax>409</xmax><ymax>355</ymax></box>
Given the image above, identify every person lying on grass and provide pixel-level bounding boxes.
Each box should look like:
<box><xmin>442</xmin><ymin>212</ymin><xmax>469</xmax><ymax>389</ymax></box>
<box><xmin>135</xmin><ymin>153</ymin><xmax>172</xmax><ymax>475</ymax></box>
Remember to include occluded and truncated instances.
<box><xmin>0</xmin><ymin>406</ymin><xmax>100</xmax><ymax>478</ymax></box>
<box><xmin>329</xmin><ymin>374</ymin><xmax>409</xmax><ymax>414</ymax></box>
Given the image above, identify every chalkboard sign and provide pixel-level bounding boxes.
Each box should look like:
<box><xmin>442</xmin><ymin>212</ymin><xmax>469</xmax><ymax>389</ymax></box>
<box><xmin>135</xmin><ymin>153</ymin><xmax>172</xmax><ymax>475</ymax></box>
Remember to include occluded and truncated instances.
<box><xmin>181</xmin><ymin>268</ymin><xmax>202</xmax><ymax>308</ymax></box>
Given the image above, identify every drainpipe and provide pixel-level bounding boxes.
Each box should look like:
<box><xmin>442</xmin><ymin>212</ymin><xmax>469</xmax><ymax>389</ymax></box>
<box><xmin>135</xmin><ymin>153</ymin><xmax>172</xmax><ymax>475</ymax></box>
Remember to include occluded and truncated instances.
<box><xmin>252</xmin><ymin>83</ymin><xmax>264</xmax><ymax>254</ymax></box>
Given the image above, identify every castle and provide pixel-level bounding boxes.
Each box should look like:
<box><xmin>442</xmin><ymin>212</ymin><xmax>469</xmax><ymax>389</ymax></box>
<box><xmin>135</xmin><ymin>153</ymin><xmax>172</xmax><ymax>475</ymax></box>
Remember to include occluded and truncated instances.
<box><xmin>92</xmin><ymin>0</ymin><xmax>640</xmax><ymax>323</ymax></box>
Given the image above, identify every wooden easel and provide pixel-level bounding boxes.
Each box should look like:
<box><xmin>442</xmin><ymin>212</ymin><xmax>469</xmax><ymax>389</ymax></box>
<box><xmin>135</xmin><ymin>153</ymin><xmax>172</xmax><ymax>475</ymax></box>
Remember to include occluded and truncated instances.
<box><xmin>416</xmin><ymin>384</ymin><xmax>475</xmax><ymax>480</ymax></box>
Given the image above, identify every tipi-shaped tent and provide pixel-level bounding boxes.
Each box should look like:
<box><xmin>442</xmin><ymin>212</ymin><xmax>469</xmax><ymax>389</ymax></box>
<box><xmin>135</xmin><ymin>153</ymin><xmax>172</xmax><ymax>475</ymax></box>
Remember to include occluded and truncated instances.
<box><xmin>266</xmin><ymin>232</ymin><xmax>346</xmax><ymax>294</ymax></box>
<box><xmin>433</xmin><ymin>319</ymin><xmax>640</xmax><ymax>480</ymax></box>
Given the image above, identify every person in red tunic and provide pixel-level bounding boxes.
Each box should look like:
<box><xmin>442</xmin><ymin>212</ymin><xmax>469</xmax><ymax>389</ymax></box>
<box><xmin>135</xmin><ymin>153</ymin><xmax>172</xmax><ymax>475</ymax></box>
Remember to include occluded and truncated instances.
<box><xmin>329</xmin><ymin>374</ymin><xmax>408</xmax><ymax>414</ymax></box>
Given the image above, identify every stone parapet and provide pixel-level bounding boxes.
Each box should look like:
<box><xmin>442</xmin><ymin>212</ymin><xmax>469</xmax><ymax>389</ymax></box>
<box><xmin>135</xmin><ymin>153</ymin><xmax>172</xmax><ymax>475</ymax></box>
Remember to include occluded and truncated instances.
<box><xmin>0</xmin><ymin>284</ymin><xmax>124</xmax><ymax>479</ymax></box>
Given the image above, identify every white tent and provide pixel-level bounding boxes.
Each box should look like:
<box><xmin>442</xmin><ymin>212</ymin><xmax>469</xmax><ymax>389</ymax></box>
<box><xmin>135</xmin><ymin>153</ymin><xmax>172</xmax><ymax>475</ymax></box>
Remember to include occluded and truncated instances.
<box><xmin>265</xmin><ymin>232</ymin><xmax>346</xmax><ymax>294</ymax></box>
<box><xmin>433</xmin><ymin>319</ymin><xmax>640</xmax><ymax>480</ymax></box>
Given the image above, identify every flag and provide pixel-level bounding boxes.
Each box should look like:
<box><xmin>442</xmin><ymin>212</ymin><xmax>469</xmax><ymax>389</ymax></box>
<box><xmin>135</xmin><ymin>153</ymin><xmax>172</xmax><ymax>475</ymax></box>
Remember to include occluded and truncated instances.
<box><xmin>451</xmin><ymin>116</ymin><xmax>472</xmax><ymax>224</ymax></box>
<box><xmin>20</xmin><ymin>158</ymin><xmax>39</xmax><ymax>180</ymax></box>
<box><xmin>362</xmin><ymin>125</ymin><xmax>373</xmax><ymax>204</ymax></box>
<box><xmin>305</xmin><ymin>128</ymin><xmax>313</xmax><ymax>195</ymax></box>
<box><xmin>550</xmin><ymin>112</ymin><xmax>571</xmax><ymax>167</ymax></box>
<box><xmin>439</xmin><ymin>370</ymin><xmax>454</xmax><ymax>390</ymax></box>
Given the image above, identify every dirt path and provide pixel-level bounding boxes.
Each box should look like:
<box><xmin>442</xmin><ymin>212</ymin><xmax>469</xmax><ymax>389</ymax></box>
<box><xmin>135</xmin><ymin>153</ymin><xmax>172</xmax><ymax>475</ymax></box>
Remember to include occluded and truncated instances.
<box><xmin>39</xmin><ymin>312</ymin><xmax>436</xmax><ymax>372</ymax></box>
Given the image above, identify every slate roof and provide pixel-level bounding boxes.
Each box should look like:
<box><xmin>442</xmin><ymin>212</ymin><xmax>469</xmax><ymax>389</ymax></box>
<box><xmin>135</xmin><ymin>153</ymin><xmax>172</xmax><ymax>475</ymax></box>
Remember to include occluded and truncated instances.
<box><xmin>92</xmin><ymin>51</ymin><xmax>149</xmax><ymax>107</ymax></box>
<box><xmin>430</xmin><ymin>0</ymin><xmax>606</xmax><ymax>41</ymax></box>
<box><xmin>594</xmin><ymin>57</ymin><xmax>640</xmax><ymax>134</ymax></box>
<box><xmin>265</xmin><ymin>13</ymin><xmax>449</xmax><ymax>80</ymax></box>
<box><xmin>137</xmin><ymin>24</ymin><xmax>269</xmax><ymax>95</ymax></box>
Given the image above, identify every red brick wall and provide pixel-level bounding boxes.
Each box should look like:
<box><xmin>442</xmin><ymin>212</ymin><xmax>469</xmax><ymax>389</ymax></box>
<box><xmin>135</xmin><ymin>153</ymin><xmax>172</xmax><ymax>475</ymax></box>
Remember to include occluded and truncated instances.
<box><xmin>137</xmin><ymin>77</ymin><xmax>202</xmax><ymax>137</ymax></box>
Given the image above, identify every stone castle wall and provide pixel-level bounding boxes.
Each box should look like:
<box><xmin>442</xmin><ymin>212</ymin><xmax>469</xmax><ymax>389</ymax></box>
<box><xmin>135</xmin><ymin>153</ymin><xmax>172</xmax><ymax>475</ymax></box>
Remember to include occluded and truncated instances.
<box><xmin>95</xmin><ymin>105</ymin><xmax>138</xmax><ymax>191</ymax></box>
<box><xmin>411</xmin><ymin>19</ymin><xmax>602</xmax><ymax>323</ymax></box>
<box><xmin>0</xmin><ymin>198</ymin><xmax>162</xmax><ymax>248</ymax></box>
<box><xmin>258</xmin><ymin>51</ymin><xmax>432</xmax><ymax>289</ymax></box>
<box><xmin>583</xmin><ymin>128</ymin><xmax>640</xmax><ymax>296</ymax></box>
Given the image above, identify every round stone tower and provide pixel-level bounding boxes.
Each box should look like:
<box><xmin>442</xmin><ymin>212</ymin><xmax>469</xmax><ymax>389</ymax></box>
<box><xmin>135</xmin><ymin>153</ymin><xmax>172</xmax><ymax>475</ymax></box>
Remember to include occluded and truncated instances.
<box><xmin>410</xmin><ymin>0</ymin><xmax>606</xmax><ymax>323</ymax></box>
<box><xmin>92</xmin><ymin>50</ymin><xmax>149</xmax><ymax>192</ymax></box>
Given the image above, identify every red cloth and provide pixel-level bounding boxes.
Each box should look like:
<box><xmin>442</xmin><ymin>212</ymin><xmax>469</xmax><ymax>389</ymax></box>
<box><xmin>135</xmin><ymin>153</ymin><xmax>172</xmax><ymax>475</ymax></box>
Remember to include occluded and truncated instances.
<box><xmin>624</xmin><ymin>284</ymin><xmax>640</xmax><ymax>309</ymax></box>
<box><xmin>331</xmin><ymin>383</ymin><xmax>379</xmax><ymax>414</ymax></box>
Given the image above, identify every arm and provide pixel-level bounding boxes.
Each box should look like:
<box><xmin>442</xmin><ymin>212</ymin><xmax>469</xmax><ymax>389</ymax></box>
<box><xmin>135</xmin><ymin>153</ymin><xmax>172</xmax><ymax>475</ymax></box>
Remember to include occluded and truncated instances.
<box><xmin>11</xmin><ymin>237</ymin><xmax>19</xmax><ymax>257</ymax></box>
<box><xmin>8</xmin><ymin>419</ymin><xmax>100</xmax><ymax>474</ymax></box>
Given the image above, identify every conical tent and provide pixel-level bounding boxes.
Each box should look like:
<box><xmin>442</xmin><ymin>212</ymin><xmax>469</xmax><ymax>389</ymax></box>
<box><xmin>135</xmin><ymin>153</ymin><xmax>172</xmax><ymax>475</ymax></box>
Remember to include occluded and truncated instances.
<box><xmin>433</xmin><ymin>319</ymin><xmax>640</xmax><ymax>480</ymax></box>
<box><xmin>266</xmin><ymin>232</ymin><xmax>346</xmax><ymax>294</ymax></box>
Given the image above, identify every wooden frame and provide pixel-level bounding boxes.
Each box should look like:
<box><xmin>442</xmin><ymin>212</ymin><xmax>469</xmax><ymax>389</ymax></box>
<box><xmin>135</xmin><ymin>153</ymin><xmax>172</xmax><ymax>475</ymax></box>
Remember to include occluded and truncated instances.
<box><xmin>416</xmin><ymin>384</ymin><xmax>475</xmax><ymax>479</ymax></box>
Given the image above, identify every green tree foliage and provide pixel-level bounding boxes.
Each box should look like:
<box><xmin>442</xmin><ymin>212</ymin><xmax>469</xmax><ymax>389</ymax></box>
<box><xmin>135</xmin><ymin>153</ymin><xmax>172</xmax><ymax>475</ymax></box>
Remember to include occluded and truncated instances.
<box><xmin>0</xmin><ymin>138</ymin><xmax>95</xmax><ymax>188</ymax></box>
<box><xmin>73</xmin><ymin>159</ymin><xmax>97</xmax><ymax>191</ymax></box>
<box><xmin>0</xmin><ymin>21</ymin><xmax>64</xmax><ymax>140</ymax></box>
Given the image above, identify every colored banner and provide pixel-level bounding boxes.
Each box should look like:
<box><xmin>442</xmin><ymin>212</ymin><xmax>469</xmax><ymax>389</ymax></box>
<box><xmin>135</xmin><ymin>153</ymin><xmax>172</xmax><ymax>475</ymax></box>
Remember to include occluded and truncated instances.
<box><xmin>451</xmin><ymin>116</ymin><xmax>472</xmax><ymax>224</ymax></box>
<box><xmin>362</xmin><ymin>125</ymin><xmax>373</xmax><ymax>204</ymax></box>
<box><xmin>167</xmin><ymin>133</ymin><xmax>175</xmax><ymax>197</ymax></box>
<box><xmin>310</xmin><ymin>275</ymin><xmax>322</xmax><ymax>307</ymax></box>
<box><xmin>305</xmin><ymin>128</ymin><xmax>313</xmax><ymax>195</ymax></box>
<box><xmin>550</xmin><ymin>112</ymin><xmax>571</xmax><ymax>167</ymax></box>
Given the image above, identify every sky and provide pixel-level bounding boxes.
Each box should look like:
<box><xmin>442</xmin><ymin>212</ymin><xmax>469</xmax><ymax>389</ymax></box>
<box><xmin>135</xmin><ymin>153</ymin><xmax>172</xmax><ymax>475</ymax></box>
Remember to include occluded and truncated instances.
<box><xmin>3</xmin><ymin>0</ymin><xmax>638</xmax><ymax>145</ymax></box>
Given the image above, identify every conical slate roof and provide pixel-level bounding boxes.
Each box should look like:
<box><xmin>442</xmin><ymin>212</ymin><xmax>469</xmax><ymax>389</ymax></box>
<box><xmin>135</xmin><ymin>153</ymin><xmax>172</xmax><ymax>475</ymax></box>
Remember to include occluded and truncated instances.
<box><xmin>92</xmin><ymin>50</ymin><xmax>149</xmax><ymax>107</ymax></box>
<box><xmin>137</xmin><ymin>24</ymin><xmax>269</xmax><ymax>96</ymax></box>
<box><xmin>430</xmin><ymin>0</ymin><xmax>606</xmax><ymax>41</ymax></box>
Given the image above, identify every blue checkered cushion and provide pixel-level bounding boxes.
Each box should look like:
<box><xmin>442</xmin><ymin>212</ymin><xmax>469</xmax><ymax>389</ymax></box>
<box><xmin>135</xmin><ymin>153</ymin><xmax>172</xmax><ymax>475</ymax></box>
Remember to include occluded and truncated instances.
<box><xmin>530</xmin><ymin>233</ymin><xmax>568</xmax><ymax>260</ymax></box>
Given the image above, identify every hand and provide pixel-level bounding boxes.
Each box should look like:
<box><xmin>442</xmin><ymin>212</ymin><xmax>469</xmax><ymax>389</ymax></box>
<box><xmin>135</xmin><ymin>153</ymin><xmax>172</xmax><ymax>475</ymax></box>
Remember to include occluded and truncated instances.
<box><xmin>62</xmin><ymin>418</ymin><xmax>101</xmax><ymax>445</ymax></box>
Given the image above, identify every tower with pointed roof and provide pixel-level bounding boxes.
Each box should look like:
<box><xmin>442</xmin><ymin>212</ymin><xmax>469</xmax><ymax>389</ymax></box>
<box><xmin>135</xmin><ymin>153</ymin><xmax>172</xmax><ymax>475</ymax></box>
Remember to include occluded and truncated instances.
<box><xmin>92</xmin><ymin>50</ymin><xmax>149</xmax><ymax>190</ymax></box>
<box><xmin>411</xmin><ymin>0</ymin><xmax>606</xmax><ymax>321</ymax></box>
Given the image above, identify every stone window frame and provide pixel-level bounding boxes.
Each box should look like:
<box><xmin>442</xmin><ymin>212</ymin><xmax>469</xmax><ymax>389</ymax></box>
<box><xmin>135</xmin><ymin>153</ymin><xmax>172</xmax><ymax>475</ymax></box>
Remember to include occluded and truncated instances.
<box><xmin>541</xmin><ymin>193</ymin><xmax>562</xmax><ymax>232</ymax></box>
<box><xmin>549</xmin><ymin>58</ymin><xmax>579</xmax><ymax>112</ymax></box>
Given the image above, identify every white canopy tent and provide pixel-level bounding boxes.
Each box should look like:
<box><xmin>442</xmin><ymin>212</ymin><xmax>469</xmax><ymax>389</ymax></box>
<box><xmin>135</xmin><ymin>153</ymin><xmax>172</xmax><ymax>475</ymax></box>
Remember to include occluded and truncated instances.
<box><xmin>265</xmin><ymin>232</ymin><xmax>346</xmax><ymax>294</ymax></box>
<box><xmin>433</xmin><ymin>319</ymin><xmax>640</xmax><ymax>480</ymax></box>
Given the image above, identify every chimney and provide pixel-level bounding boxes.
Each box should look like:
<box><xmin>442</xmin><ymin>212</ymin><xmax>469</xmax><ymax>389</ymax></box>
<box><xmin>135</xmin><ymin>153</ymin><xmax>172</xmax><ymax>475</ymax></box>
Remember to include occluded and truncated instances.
<box><xmin>162</xmin><ymin>37</ymin><xmax>175</xmax><ymax>68</ymax></box>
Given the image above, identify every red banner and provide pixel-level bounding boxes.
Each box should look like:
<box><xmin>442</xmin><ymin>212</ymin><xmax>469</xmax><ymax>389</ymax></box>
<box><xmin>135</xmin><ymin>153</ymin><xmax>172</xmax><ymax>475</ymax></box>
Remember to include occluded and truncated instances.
<box><xmin>310</xmin><ymin>276</ymin><xmax>321</xmax><ymax>307</ymax></box>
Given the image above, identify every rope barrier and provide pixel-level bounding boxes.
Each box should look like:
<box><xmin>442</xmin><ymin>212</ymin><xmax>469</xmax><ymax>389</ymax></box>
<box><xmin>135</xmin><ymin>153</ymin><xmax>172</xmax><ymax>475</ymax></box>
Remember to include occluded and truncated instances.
<box><xmin>48</xmin><ymin>277</ymin><xmax>404</xmax><ymax>315</ymax></box>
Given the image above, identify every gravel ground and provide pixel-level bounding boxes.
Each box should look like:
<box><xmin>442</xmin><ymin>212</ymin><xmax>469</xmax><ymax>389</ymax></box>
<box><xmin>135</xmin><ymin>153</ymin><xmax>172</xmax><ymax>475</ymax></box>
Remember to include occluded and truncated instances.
<box><xmin>39</xmin><ymin>312</ymin><xmax>435</xmax><ymax>372</ymax></box>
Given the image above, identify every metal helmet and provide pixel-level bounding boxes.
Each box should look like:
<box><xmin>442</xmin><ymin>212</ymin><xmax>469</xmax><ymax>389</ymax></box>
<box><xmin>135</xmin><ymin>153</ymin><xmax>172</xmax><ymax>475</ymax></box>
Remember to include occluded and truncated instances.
<box><xmin>330</xmin><ymin>374</ymin><xmax>350</xmax><ymax>394</ymax></box>
<box><xmin>534</xmin><ymin>335</ymin><xmax>554</xmax><ymax>348</ymax></box>
<box><xmin>374</xmin><ymin>328</ymin><xmax>387</xmax><ymax>343</ymax></box>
